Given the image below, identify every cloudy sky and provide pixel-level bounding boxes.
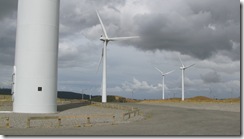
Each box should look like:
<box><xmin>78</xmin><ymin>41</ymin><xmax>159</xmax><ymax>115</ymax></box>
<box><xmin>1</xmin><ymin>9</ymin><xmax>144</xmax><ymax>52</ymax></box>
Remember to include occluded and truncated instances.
<box><xmin>0</xmin><ymin>0</ymin><xmax>240</xmax><ymax>99</ymax></box>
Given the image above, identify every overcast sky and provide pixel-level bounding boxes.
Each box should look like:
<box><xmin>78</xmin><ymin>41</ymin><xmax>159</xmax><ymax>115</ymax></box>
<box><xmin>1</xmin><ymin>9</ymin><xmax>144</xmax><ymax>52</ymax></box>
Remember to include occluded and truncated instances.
<box><xmin>0</xmin><ymin>0</ymin><xmax>240</xmax><ymax>99</ymax></box>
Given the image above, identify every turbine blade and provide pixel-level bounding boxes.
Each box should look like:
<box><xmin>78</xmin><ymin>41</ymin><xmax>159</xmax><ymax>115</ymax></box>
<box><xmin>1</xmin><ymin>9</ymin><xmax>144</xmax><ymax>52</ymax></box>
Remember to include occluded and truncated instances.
<box><xmin>185</xmin><ymin>63</ymin><xmax>195</xmax><ymax>69</ymax></box>
<box><xmin>109</xmin><ymin>36</ymin><xmax>140</xmax><ymax>41</ymax></box>
<box><xmin>165</xmin><ymin>70</ymin><xmax>175</xmax><ymax>75</ymax></box>
<box><xmin>96</xmin><ymin>10</ymin><xmax>108</xmax><ymax>39</ymax></box>
<box><xmin>178</xmin><ymin>55</ymin><xmax>185</xmax><ymax>67</ymax></box>
<box><xmin>96</xmin><ymin>47</ymin><xmax>104</xmax><ymax>73</ymax></box>
<box><xmin>154</xmin><ymin>67</ymin><xmax>164</xmax><ymax>75</ymax></box>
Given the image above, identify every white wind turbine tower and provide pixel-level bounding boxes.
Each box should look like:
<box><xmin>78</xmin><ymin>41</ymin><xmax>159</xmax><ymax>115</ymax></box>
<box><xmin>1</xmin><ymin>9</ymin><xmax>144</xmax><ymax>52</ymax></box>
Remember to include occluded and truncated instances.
<box><xmin>96</xmin><ymin>10</ymin><xmax>139</xmax><ymax>103</ymax></box>
<box><xmin>178</xmin><ymin>55</ymin><xmax>195</xmax><ymax>101</ymax></box>
<box><xmin>154</xmin><ymin>67</ymin><xmax>174</xmax><ymax>100</ymax></box>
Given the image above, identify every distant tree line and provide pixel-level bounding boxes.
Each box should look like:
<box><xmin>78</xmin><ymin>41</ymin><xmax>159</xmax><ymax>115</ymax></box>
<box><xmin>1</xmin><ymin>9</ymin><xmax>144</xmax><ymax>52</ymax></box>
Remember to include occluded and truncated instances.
<box><xmin>0</xmin><ymin>89</ymin><xmax>128</xmax><ymax>102</ymax></box>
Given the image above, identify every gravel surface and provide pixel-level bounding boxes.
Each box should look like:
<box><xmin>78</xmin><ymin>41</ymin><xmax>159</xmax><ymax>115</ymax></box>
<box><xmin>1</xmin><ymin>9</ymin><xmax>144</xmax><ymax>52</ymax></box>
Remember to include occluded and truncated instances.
<box><xmin>0</xmin><ymin>102</ymin><xmax>240</xmax><ymax>135</ymax></box>
<box><xmin>139</xmin><ymin>102</ymin><xmax>240</xmax><ymax>112</ymax></box>
<box><xmin>0</xmin><ymin>102</ymin><xmax>143</xmax><ymax>129</ymax></box>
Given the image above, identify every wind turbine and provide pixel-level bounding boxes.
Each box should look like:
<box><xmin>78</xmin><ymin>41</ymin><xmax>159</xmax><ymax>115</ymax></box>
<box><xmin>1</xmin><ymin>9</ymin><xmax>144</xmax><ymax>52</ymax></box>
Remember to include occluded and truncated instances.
<box><xmin>178</xmin><ymin>55</ymin><xmax>195</xmax><ymax>101</ymax></box>
<box><xmin>131</xmin><ymin>89</ymin><xmax>135</xmax><ymax>100</ymax></box>
<box><xmin>81</xmin><ymin>89</ymin><xmax>87</xmax><ymax>100</ymax></box>
<box><xmin>154</xmin><ymin>67</ymin><xmax>174</xmax><ymax>100</ymax></box>
<box><xmin>89</xmin><ymin>89</ymin><xmax>92</xmax><ymax>100</ymax></box>
<box><xmin>209</xmin><ymin>88</ymin><xmax>213</xmax><ymax>99</ymax></box>
<box><xmin>96</xmin><ymin>10</ymin><xmax>139</xmax><ymax>103</ymax></box>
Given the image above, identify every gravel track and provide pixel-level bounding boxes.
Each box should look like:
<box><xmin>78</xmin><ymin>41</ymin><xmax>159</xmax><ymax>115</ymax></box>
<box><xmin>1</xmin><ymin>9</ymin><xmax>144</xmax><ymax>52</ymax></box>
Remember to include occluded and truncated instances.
<box><xmin>139</xmin><ymin>102</ymin><xmax>240</xmax><ymax>112</ymax></box>
<box><xmin>0</xmin><ymin>102</ymin><xmax>240</xmax><ymax>135</ymax></box>
<box><xmin>0</xmin><ymin>102</ymin><xmax>143</xmax><ymax>129</ymax></box>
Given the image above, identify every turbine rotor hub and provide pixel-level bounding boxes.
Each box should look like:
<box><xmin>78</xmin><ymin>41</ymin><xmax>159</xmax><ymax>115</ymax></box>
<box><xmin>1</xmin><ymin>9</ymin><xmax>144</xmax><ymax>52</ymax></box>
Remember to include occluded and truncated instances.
<box><xmin>100</xmin><ymin>37</ymin><xmax>106</xmax><ymax>41</ymax></box>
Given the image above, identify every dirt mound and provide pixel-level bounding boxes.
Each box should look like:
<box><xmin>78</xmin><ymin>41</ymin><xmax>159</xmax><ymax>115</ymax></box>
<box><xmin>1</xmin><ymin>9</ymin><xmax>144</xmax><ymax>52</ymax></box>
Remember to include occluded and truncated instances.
<box><xmin>219</xmin><ymin>98</ymin><xmax>240</xmax><ymax>103</ymax></box>
<box><xmin>139</xmin><ymin>98</ymin><xmax>182</xmax><ymax>103</ymax></box>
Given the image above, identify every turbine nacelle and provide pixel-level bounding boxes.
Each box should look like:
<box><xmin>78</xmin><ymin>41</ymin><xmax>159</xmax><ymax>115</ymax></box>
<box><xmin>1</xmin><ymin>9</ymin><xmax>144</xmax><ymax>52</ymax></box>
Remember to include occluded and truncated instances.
<box><xmin>99</xmin><ymin>34</ymin><xmax>107</xmax><ymax>41</ymax></box>
<box><xmin>180</xmin><ymin>64</ymin><xmax>195</xmax><ymax>70</ymax></box>
<box><xmin>180</xmin><ymin>67</ymin><xmax>185</xmax><ymax>70</ymax></box>
<box><xmin>100</xmin><ymin>37</ymin><xmax>106</xmax><ymax>41</ymax></box>
<box><xmin>154</xmin><ymin>67</ymin><xmax>174</xmax><ymax>76</ymax></box>
<box><xmin>178</xmin><ymin>55</ymin><xmax>195</xmax><ymax>70</ymax></box>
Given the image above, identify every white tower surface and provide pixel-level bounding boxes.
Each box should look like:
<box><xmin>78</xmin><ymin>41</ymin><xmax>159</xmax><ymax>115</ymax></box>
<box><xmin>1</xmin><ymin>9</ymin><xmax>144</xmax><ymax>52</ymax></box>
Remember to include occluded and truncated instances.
<box><xmin>13</xmin><ymin>0</ymin><xmax>60</xmax><ymax>113</ymax></box>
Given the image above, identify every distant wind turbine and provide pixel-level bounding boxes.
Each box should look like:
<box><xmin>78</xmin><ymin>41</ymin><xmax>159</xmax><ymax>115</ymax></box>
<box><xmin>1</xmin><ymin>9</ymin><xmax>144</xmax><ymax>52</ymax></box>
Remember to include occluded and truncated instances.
<box><xmin>89</xmin><ymin>89</ymin><xmax>92</xmax><ymax>100</ymax></box>
<box><xmin>154</xmin><ymin>67</ymin><xmax>174</xmax><ymax>100</ymax></box>
<box><xmin>131</xmin><ymin>89</ymin><xmax>135</xmax><ymax>100</ymax></box>
<box><xmin>209</xmin><ymin>88</ymin><xmax>213</xmax><ymax>98</ymax></box>
<box><xmin>96</xmin><ymin>10</ymin><xmax>139</xmax><ymax>103</ymax></box>
<box><xmin>178</xmin><ymin>55</ymin><xmax>195</xmax><ymax>101</ymax></box>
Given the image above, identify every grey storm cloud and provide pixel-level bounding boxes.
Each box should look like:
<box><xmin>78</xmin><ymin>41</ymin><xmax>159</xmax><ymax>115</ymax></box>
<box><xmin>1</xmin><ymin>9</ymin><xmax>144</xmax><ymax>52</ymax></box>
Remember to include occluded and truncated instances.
<box><xmin>0</xmin><ymin>0</ymin><xmax>17</xmax><ymax>66</ymax></box>
<box><xmin>0</xmin><ymin>0</ymin><xmax>17</xmax><ymax>20</ymax></box>
<box><xmin>0</xmin><ymin>0</ymin><xmax>240</xmax><ymax>67</ymax></box>
<box><xmin>132</xmin><ymin>0</ymin><xmax>240</xmax><ymax>60</ymax></box>
<box><xmin>59</xmin><ymin>0</ymin><xmax>125</xmax><ymax>38</ymax></box>
<box><xmin>0</xmin><ymin>34</ymin><xmax>15</xmax><ymax>66</ymax></box>
<box><xmin>201</xmin><ymin>71</ymin><xmax>221</xmax><ymax>83</ymax></box>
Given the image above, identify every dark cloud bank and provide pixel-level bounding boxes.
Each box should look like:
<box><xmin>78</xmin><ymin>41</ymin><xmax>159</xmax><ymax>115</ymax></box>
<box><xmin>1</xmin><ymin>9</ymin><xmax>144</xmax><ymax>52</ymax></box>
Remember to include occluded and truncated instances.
<box><xmin>0</xmin><ymin>0</ymin><xmax>240</xmax><ymax>67</ymax></box>
<box><xmin>0</xmin><ymin>0</ymin><xmax>17</xmax><ymax>66</ymax></box>
<box><xmin>131</xmin><ymin>0</ymin><xmax>240</xmax><ymax>60</ymax></box>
